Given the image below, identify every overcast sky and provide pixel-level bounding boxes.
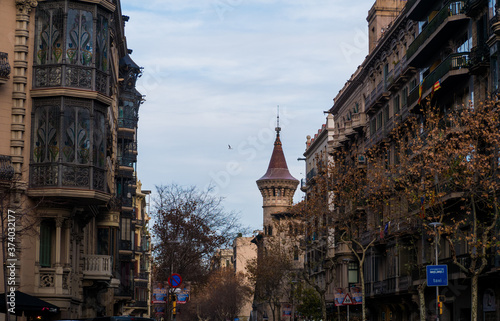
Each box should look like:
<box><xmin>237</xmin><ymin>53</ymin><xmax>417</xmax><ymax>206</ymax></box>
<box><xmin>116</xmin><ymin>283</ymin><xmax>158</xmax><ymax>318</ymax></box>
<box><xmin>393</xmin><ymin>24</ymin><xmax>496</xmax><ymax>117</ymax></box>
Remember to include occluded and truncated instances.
<box><xmin>120</xmin><ymin>0</ymin><xmax>374</xmax><ymax>232</ymax></box>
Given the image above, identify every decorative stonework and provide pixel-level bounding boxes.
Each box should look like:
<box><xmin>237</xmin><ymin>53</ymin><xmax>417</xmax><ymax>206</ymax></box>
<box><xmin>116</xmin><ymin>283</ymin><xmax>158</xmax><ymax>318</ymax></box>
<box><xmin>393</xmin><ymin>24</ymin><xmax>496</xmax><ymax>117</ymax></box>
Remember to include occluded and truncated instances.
<box><xmin>12</xmin><ymin>0</ymin><xmax>37</xmax><ymax>174</ymax></box>
<box><xmin>15</xmin><ymin>0</ymin><xmax>37</xmax><ymax>15</ymax></box>
<box><xmin>40</xmin><ymin>272</ymin><xmax>55</xmax><ymax>287</ymax></box>
<box><xmin>0</xmin><ymin>52</ymin><xmax>11</xmax><ymax>85</ymax></box>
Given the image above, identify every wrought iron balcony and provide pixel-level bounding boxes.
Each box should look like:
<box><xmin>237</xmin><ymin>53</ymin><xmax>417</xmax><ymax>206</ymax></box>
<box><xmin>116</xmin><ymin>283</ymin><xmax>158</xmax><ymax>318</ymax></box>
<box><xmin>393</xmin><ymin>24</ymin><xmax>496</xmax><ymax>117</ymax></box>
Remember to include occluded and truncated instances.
<box><xmin>30</xmin><ymin>164</ymin><xmax>106</xmax><ymax>192</ymax></box>
<box><xmin>407</xmin><ymin>52</ymin><xmax>470</xmax><ymax>108</ymax></box>
<box><xmin>0</xmin><ymin>155</ymin><xmax>15</xmax><ymax>181</ymax></box>
<box><xmin>469</xmin><ymin>43</ymin><xmax>490</xmax><ymax>75</ymax></box>
<box><xmin>82</xmin><ymin>255</ymin><xmax>113</xmax><ymax>280</ymax></box>
<box><xmin>0</xmin><ymin>52</ymin><xmax>11</xmax><ymax>85</ymax></box>
<box><xmin>33</xmin><ymin>64</ymin><xmax>109</xmax><ymax>95</ymax></box>
<box><xmin>407</xmin><ymin>2</ymin><xmax>468</xmax><ymax>67</ymax></box>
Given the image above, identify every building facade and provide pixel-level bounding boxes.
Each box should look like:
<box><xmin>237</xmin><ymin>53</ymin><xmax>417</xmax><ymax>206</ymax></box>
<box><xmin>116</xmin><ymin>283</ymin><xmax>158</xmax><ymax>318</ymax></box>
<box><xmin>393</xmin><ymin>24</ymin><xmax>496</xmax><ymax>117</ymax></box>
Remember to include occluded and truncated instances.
<box><xmin>302</xmin><ymin>0</ymin><xmax>500</xmax><ymax>320</ymax></box>
<box><xmin>0</xmin><ymin>0</ymin><xmax>150</xmax><ymax>318</ymax></box>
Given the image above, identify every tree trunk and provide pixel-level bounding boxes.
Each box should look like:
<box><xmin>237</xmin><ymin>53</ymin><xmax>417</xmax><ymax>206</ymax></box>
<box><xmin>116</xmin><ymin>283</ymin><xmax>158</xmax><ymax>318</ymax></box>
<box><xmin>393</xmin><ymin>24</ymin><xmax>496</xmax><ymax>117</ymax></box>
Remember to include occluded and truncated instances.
<box><xmin>471</xmin><ymin>273</ymin><xmax>478</xmax><ymax>321</ymax></box>
<box><xmin>360</xmin><ymin>264</ymin><xmax>367</xmax><ymax>321</ymax></box>
<box><xmin>321</xmin><ymin>293</ymin><xmax>327</xmax><ymax>321</ymax></box>
<box><xmin>418</xmin><ymin>284</ymin><xmax>426</xmax><ymax>321</ymax></box>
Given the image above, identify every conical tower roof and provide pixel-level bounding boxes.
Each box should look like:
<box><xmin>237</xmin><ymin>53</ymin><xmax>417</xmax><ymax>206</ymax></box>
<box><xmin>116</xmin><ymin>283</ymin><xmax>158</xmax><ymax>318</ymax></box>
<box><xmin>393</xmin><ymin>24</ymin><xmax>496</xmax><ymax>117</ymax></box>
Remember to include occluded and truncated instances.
<box><xmin>257</xmin><ymin>128</ymin><xmax>298</xmax><ymax>183</ymax></box>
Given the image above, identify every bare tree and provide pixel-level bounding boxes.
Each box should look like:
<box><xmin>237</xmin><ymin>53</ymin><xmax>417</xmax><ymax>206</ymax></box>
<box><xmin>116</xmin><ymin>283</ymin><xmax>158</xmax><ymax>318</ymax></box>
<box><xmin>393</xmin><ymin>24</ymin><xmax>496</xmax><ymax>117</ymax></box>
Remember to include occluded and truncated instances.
<box><xmin>247</xmin><ymin>235</ymin><xmax>295</xmax><ymax>321</ymax></box>
<box><xmin>151</xmin><ymin>183</ymin><xmax>245</xmax><ymax>283</ymax></box>
<box><xmin>182</xmin><ymin>268</ymin><xmax>252</xmax><ymax>321</ymax></box>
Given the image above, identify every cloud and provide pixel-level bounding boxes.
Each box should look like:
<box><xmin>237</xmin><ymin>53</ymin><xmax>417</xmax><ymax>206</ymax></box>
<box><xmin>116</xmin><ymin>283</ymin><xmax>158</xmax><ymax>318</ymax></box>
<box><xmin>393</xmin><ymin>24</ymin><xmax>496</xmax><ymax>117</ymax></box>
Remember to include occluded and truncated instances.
<box><xmin>123</xmin><ymin>0</ymin><xmax>374</xmax><ymax>230</ymax></box>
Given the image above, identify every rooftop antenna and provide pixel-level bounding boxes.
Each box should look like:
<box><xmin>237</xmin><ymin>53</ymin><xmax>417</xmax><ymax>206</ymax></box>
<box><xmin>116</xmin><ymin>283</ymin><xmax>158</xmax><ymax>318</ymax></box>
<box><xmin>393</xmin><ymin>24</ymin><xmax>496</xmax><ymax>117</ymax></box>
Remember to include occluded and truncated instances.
<box><xmin>276</xmin><ymin>105</ymin><xmax>281</xmax><ymax>135</ymax></box>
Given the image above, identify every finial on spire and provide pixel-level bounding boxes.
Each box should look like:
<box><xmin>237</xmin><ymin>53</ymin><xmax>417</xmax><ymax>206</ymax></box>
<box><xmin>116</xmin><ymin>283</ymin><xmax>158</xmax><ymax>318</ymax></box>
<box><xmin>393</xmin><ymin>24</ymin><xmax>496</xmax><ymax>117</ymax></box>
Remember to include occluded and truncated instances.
<box><xmin>275</xmin><ymin>105</ymin><xmax>281</xmax><ymax>135</ymax></box>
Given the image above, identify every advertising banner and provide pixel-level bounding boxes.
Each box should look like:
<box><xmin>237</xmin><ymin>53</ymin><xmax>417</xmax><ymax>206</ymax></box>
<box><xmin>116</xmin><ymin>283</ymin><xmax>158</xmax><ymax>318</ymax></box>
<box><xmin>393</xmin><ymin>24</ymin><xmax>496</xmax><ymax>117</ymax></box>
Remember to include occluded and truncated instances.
<box><xmin>152</xmin><ymin>283</ymin><xmax>167</xmax><ymax>304</ymax></box>
<box><xmin>350</xmin><ymin>286</ymin><xmax>362</xmax><ymax>305</ymax></box>
<box><xmin>334</xmin><ymin>288</ymin><xmax>345</xmax><ymax>307</ymax></box>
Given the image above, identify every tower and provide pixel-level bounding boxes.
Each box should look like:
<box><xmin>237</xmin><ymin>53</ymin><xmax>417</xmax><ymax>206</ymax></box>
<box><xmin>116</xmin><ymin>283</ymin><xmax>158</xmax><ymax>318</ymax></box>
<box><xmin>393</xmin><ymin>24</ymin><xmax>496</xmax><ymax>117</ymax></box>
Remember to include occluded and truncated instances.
<box><xmin>367</xmin><ymin>0</ymin><xmax>406</xmax><ymax>53</ymax></box>
<box><xmin>256</xmin><ymin>115</ymin><xmax>299</xmax><ymax>236</ymax></box>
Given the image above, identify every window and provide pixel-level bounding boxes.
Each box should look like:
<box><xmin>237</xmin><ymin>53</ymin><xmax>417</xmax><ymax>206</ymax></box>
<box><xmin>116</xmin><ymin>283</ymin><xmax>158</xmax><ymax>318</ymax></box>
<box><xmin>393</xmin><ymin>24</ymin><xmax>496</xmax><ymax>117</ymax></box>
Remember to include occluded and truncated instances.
<box><xmin>393</xmin><ymin>95</ymin><xmax>400</xmax><ymax>115</ymax></box>
<box><xmin>33</xmin><ymin>105</ymin><xmax>60</xmax><ymax>163</ymax></box>
<box><xmin>383</xmin><ymin>105</ymin><xmax>389</xmax><ymax>124</ymax></box>
<box><xmin>402</xmin><ymin>86</ymin><xmax>408</xmax><ymax>107</ymax></box>
<box><xmin>35</xmin><ymin>8</ymin><xmax>64</xmax><ymax>65</ymax></box>
<box><xmin>66</xmin><ymin>9</ymin><xmax>94</xmax><ymax>66</ymax></box>
<box><xmin>377</xmin><ymin>112</ymin><xmax>383</xmax><ymax>129</ymax></box>
<box><xmin>97</xmin><ymin>228</ymin><xmax>110</xmax><ymax>255</ymax></box>
<box><xmin>490</xmin><ymin>0</ymin><xmax>496</xmax><ymax>20</ymax></box>
<box><xmin>121</xmin><ymin>218</ymin><xmax>131</xmax><ymax>241</ymax></box>
<box><xmin>40</xmin><ymin>220</ymin><xmax>55</xmax><ymax>267</ymax></box>
<box><xmin>348</xmin><ymin>262</ymin><xmax>359</xmax><ymax>285</ymax></box>
<box><xmin>371</xmin><ymin>118</ymin><xmax>377</xmax><ymax>135</ymax></box>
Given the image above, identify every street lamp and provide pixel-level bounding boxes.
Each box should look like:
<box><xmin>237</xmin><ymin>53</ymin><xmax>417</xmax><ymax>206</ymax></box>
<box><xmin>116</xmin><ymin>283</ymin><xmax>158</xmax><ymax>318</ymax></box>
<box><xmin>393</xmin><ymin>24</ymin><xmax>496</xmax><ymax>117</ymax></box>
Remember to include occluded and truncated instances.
<box><xmin>429</xmin><ymin>222</ymin><xmax>442</xmax><ymax>321</ymax></box>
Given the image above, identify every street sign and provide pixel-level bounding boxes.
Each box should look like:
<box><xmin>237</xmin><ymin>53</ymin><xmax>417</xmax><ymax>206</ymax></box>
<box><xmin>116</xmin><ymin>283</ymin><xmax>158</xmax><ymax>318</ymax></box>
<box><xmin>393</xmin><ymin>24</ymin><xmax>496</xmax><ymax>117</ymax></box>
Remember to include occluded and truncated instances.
<box><xmin>168</xmin><ymin>273</ymin><xmax>182</xmax><ymax>288</ymax></box>
<box><xmin>426</xmin><ymin>265</ymin><xmax>448</xmax><ymax>286</ymax></box>
<box><xmin>342</xmin><ymin>293</ymin><xmax>354</xmax><ymax>305</ymax></box>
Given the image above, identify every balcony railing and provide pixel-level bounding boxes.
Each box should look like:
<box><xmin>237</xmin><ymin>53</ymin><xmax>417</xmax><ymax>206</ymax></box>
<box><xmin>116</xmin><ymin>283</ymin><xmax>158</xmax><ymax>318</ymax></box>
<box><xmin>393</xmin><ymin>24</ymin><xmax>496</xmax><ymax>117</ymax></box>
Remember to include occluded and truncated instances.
<box><xmin>0</xmin><ymin>155</ymin><xmax>14</xmax><ymax>181</ymax></box>
<box><xmin>30</xmin><ymin>163</ymin><xmax>106</xmax><ymax>192</ymax></box>
<box><xmin>33</xmin><ymin>64</ymin><xmax>109</xmax><ymax>95</ymax></box>
<box><xmin>469</xmin><ymin>42</ymin><xmax>490</xmax><ymax>74</ymax></box>
<box><xmin>407</xmin><ymin>2</ymin><xmax>467</xmax><ymax>63</ymax></box>
<box><xmin>83</xmin><ymin>255</ymin><xmax>112</xmax><ymax>280</ymax></box>
<box><xmin>408</xmin><ymin>52</ymin><xmax>470</xmax><ymax>107</ymax></box>
<box><xmin>0</xmin><ymin>52</ymin><xmax>11</xmax><ymax>85</ymax></box>
<box><xmin>351</xmin><ymin>112</ymin><xmax>367</xmax><ymax>130</ymax></box>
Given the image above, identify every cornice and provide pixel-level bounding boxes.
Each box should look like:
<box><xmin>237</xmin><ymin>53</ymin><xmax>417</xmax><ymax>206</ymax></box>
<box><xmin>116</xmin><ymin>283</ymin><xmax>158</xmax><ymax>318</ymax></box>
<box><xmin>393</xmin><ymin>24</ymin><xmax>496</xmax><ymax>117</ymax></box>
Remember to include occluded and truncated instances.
<box><xmin>30</xmin><ymin>88</ymin><xmax>114</xmax><ymax>105</ymax></box>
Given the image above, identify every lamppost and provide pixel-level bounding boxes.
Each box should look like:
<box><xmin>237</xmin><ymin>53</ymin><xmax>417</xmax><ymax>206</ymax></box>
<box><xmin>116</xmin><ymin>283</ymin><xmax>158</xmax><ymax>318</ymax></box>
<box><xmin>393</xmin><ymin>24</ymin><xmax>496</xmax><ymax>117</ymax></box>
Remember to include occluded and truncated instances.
<box><xmin>429</xmin><ymin>222</ymin><xmax>442</xmax><ymax>321</ymax></box>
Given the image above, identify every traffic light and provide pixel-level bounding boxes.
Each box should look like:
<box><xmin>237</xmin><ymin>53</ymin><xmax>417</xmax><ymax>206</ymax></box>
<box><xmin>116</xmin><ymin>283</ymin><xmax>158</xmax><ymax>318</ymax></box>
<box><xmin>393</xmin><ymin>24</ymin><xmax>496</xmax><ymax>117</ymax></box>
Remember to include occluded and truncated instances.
<box><xmin>438</xmin><ymin>295</ymin><xmax>445</xmax><ymax>314</ymax></box>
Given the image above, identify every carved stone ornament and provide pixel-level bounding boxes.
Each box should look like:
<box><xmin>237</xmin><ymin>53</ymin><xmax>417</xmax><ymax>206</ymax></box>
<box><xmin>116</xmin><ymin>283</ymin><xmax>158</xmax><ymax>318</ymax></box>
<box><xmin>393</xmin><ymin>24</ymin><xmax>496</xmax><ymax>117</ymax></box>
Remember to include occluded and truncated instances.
<box><xmin>15</xmin><ymin>0</ymin><xmax>38</xmax><ymax>14</ymax></box>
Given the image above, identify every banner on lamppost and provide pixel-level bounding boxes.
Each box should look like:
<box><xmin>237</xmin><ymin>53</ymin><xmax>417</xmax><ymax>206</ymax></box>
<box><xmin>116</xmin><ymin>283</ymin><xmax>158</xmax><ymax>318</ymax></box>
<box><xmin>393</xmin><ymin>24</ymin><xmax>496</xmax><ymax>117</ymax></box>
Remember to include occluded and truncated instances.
<box><xmin>152</xmin><ymin>282</ymin><xmax>168</xmax><ymax>303</ymax></box>
<box><xmin>334</xmin><ymin>288</ymin><xmax>345</xmax><ymax>307</ymax></box>
<box><xmin>282</xmin><ymin>304</ymin><xmax>292</xmax><ymax>317</ymax></box>
<box><xmin>350</xmin><ymin>286</ymin><xmax>362</xmax><ymax>305</ymax></box>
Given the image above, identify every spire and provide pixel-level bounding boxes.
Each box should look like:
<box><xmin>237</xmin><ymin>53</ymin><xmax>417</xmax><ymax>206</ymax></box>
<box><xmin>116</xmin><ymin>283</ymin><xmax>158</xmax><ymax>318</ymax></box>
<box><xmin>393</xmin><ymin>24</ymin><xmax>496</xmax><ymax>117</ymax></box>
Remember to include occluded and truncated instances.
<box><xmin>257</xmin><ymin>107</ymin><xmax>298</xmax><ymax>182</ymax></box>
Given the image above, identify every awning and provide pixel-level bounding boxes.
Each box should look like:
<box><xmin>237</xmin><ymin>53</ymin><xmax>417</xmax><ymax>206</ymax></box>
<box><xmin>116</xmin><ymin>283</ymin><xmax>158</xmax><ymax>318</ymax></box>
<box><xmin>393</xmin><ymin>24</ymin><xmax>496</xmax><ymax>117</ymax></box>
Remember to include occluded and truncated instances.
<box><xmin>0</xmin><ymin>291</ymin><xmax>60</xmax><ymax>316</ymax></box>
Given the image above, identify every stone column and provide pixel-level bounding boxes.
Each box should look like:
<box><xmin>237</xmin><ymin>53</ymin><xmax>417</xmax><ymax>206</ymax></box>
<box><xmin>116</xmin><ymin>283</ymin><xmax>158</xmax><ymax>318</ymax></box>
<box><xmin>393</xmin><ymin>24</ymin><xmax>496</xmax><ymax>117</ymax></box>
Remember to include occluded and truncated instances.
<box><xmin>55</xmin><ymin>217</ymin><xmax>64</xmax><ymax>294</ymax></box>
<box><xmin>11</xmin><ymin>0</ymin><xmax>37</xmax><ymax>174</ymax></box>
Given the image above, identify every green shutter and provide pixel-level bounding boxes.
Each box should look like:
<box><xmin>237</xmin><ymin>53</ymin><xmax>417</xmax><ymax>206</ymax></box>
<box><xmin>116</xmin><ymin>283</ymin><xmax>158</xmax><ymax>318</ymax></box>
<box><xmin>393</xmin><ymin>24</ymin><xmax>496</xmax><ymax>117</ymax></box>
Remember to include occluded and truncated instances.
<box><xmin>40</xmin><ymin>221</ymin><xmax>52</xmax><ymax>267</ymax></box>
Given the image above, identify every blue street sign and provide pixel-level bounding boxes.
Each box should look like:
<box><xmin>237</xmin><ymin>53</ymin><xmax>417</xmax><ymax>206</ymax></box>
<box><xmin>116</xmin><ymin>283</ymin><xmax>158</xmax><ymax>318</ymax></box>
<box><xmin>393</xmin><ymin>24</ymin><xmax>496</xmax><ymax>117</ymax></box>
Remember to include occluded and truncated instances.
<box><xmin>426</xmin><ymin>265</ymin><xmax>448</xmax><ymax>286</ymax></box>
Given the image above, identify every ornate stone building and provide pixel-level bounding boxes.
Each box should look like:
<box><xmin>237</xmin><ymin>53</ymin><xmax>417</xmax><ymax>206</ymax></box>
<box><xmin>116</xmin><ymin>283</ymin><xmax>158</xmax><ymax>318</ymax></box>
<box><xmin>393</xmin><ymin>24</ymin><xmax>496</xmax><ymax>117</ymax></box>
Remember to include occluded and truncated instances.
<box><xmin>252</xmin><ymin>122</ymin><xmax>301</xmax><ymax>321</ymax></box>
<box><xmin>302</xmin><ymin>0</ymin><xmax>500</xmax><ymax>320</ymax></box>
<box><xmin>0</xmin><ymin>0</ymin><xmax>150</xmax><ymax>318</ymax></box>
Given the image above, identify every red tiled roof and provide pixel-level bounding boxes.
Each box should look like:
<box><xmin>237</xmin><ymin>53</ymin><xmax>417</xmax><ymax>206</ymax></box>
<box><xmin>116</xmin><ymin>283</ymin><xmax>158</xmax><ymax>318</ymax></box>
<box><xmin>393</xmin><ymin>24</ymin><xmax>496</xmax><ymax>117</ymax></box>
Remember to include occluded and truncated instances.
<box><xmin>257</xmin><ymin>133</ymin><xmax>298</xmax><ymax>182</ymax></box>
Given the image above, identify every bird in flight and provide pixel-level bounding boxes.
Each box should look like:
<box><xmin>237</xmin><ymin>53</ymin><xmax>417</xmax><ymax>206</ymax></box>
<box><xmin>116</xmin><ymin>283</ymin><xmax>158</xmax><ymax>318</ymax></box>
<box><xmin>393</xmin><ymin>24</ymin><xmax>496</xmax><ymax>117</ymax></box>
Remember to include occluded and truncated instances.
<box><xmin>228</xmin><ymin>144</ymin><xmax>233</xmax><ymax>150</ymax></box>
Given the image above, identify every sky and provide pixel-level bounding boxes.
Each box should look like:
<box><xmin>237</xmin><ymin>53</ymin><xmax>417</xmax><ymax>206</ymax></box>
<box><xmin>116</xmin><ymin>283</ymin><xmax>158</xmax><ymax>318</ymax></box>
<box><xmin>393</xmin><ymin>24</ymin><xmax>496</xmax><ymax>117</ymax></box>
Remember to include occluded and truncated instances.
<box><xmin>120</xmin><ymin>0</ymin><xmax>375</xmax><ymax>232</ymax></box>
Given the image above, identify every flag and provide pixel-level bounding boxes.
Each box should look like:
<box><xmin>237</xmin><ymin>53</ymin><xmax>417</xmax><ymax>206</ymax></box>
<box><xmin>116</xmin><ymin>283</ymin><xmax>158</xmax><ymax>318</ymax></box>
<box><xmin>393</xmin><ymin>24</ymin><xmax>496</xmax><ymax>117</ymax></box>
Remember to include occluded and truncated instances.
<box><xmin>384</xmin><ymin>222</ymin><xmax>391</xmax><ymax>236</ymax></box>
<box><xmin>417</xmin><ymin>82</ymin><xmax>423</xmax><ymax>105</ymax></box>
<box><xmin>420</xmin><ymin>196</ymin><xmax>425</xmax><ymax>219</ymax></box>
<box><xmin>431</xmin><ymin>79</ymin><xmax>441</xmax><ymax>100</ymax></box>
<box><xmin>433</xmin><ymin>79</ymin><xmax>441</xmax><ymax>91</ymax></box>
